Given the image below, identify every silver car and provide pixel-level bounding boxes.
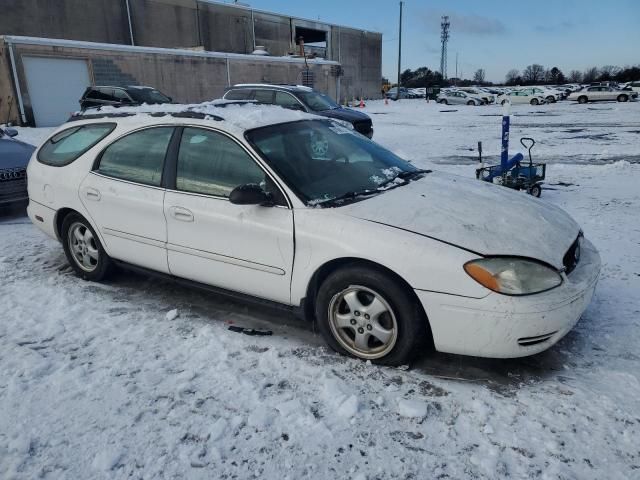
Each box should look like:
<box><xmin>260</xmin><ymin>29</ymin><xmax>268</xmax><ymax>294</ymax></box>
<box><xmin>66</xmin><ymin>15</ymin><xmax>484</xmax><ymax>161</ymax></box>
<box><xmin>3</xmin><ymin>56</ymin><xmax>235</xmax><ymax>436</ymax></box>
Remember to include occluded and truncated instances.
<box><xmin>437</xmin><ymin>91</ymin><xmax>483</xmax><ymax>106</ymax></box>
<box><xmin>569</xmin><ymin>86</ymin><xmax>638</xmax><ymax>104</ymax></box>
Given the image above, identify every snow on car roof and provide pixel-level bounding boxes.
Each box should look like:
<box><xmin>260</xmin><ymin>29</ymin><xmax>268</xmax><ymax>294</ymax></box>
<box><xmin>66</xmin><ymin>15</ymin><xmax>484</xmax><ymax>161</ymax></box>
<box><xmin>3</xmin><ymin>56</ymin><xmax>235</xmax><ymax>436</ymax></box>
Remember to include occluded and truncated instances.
<box><xmin>72</xmin><ymin>100</ymin><xmax>320</xmax><ymax>132</ymax></box>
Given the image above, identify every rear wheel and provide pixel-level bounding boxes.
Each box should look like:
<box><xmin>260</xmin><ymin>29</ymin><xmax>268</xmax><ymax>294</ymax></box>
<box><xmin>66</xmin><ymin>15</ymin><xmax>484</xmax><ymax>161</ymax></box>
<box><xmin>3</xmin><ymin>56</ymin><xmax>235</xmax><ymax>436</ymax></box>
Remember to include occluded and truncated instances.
<box><xmin>617</xmin><ymin>94</ymin><xmax>629</xmax><ymax>102</ymax></box>
<box><xmin>546</xmin><ymin>96</ymin><xmax>556</xmax><ymax>103</ymax></box>
<box><xmin>578</xmin><ymin>96</ymin><xmax>588</xmax><ymax>104</ymax></box>
<box><xmin>315</xmin><ymin>265</ymin><xmax>427</xmax><ymax>365</ymax></box>
<box><xmin>529</xmin><ymin>184</ymin><xmax>542</xmax><ymax>198</ymax></box>
<box><xmin>530</xmin><ymin>98</ymin><xmax>539</xmax><ymax>105</ymax></box>
<box><xmin>467</xmin><ymin>100</ymin><xmax>475</xmax><ymax>106</ymax></box>
<box><xmin>439</xmin><ymin>99</ymin><xmax>448</xmax><ymax>105</ymax></box>
<box><xmin>62</xmin><ymin>212</ymin><xmax>112</xmax><ymax>281</ymax></box>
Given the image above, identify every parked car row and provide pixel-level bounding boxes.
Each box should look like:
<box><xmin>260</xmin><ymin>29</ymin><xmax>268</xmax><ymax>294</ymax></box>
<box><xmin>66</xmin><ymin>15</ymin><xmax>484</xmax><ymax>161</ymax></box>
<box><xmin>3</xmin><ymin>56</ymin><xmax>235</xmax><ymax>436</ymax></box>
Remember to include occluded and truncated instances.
<box><xmin>434</xmin><ymin>82</ymin><xmax>638</xmax><ymax>106</ymax></box>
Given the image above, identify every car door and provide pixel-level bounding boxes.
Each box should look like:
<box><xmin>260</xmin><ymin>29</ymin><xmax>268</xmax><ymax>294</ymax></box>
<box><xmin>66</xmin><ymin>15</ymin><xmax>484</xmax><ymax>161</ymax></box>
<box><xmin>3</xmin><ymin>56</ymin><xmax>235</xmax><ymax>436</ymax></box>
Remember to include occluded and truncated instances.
<box><xmin>80</xmin><ymin>126</ymin><xmax>175</xmax><ymax>273</ymax></box>
<box><xmin>163</xmin><ymin>126</ymin><xmax>294</xmax><ymax>304</ymax></box>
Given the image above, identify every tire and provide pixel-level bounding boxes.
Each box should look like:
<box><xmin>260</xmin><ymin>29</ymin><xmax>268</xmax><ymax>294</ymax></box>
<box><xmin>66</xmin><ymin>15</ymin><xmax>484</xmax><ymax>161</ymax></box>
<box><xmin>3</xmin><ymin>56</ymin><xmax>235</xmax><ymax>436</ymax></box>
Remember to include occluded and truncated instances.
<box><xmin>61</xmin><ymin>212</ymin><xmax>112</xmax><ymax>281</ymax></box>
<box><xmin>467</xmin><ymin>100</ymin><xmax>475</xmax><ymax>106</ymax></box>
<box><xmin>315</xmin><ymin>265</ymin><xmax>428</xmax><ymax>366</ymax></box>
<box><xmin>439</xmin><ymin>99</ymin><xmax>448</xmax><ymax>105</ymax></box>
<box><xmin>617</xmin><ymin>94</ymin><xmax>628</xmax><ymax>102</ymax></box>
<box><xmin>578</xmin><ymin>96</ymin><xmax>588</xmax><ymax>104</ymax></box>
<box><xmin>501</xmin><ymin>99</ymin><xmax>508</xmax><ymax>106</ymax></box>
<box><xmin>529</xmin><ymin>184</ymin><xmax>542</xmax><ymax>198</ymax></box>
<box><xmin>530</xmin><ymin>98</ymin><xmax>539</xmax><ymax>106</ymax></box>
<box><xmin>546</xmin><ymin>96</ymin><xmax>556</xmax><ymax>103</ymax></box>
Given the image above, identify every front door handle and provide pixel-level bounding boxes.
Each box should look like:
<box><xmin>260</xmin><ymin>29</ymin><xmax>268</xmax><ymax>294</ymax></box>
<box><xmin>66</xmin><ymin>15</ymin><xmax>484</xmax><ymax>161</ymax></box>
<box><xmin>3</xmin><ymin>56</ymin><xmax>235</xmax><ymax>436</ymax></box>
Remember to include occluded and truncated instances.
<box><xmin>169</xmin><ymin>206</ymin><xmax>194</xmax><ymax>222</ymax></box>
<box><xmin>84</xmin><ymin>187</ymin><xmax>101</xmax><ymax>201</ymax></box>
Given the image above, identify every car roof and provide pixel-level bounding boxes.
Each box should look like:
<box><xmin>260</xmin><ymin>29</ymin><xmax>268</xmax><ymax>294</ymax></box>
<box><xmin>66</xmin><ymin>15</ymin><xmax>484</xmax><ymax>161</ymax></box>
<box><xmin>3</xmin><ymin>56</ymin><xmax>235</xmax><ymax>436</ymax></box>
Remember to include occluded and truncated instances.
<box><xmin>228</xmin><ymin>83</ymin><xmax>315</xmax><ymax>92</ymax></box>
<box><xmin>66</xmin><ymin>101</ymin><xmax>320</xmax><ymax>135</ymax></box>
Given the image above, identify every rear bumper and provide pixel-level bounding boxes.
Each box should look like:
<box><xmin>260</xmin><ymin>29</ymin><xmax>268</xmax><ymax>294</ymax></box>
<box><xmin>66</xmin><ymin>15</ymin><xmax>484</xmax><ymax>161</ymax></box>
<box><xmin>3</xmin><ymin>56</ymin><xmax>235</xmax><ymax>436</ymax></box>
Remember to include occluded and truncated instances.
<box><xmin>416</xmin><ymin>239</ymin><xmax>601</xmax><ymax>358</ymax></box>
<box><xmin>27</xmin><ymin>199</ymin><xmax>58</xmax><ymax>240</ymax></box>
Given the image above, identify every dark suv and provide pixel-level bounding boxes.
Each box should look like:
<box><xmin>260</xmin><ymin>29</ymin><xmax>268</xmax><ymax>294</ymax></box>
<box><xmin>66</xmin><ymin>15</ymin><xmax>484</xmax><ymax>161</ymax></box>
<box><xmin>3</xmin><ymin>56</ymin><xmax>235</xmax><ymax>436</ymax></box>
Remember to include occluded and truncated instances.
<box><xmin>79</xmin><ymin>86</ymin><xmax>172</xmax><ymax>110</ymax></box>
<box><xmin>222</xmin><ymin>84</ymin><xmax>373</xmax><ymax>138</ymax></box>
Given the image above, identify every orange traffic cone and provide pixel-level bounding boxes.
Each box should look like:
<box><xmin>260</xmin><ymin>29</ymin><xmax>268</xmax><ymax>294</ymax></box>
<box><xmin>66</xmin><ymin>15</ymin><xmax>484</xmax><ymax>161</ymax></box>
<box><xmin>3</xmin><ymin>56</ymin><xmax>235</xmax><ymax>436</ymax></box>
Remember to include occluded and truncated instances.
<box><xmin>359</xmin><ymin>97</ymin><xmax>365</xmax><ymax>108</ymax></box>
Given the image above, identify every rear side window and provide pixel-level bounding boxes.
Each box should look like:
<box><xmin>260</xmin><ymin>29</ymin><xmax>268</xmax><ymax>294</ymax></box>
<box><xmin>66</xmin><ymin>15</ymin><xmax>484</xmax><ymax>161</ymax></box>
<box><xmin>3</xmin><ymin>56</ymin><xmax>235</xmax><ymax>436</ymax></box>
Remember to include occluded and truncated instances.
<box><xmin>38</xmin><ymin>123</ymin><xmax>116</xmax><ymax>166</ymax></box>
<box><xmin>224</xmin><ymin>89</ymin><xmax>252</xmax><ymax>100</ymax></box>
<box><xmin>96</xmin><ymin>127</ymin><xmax>174</xmax><ymax>186</ymax></box>
<box><xmin>253</xmin><ymin>90</ymin><xmax>274</xmax><ymax>104</ymax></box>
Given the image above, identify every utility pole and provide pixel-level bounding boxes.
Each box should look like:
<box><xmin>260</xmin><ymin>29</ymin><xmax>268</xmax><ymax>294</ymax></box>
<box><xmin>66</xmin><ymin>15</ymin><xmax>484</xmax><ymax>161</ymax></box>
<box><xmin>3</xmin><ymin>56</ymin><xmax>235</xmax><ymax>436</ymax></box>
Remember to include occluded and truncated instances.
<box><xmin>455</xmin><ymin>52</ymin><xmax>458</xmax><ymax>83</ymax></box>
<box><xmin>396</xmin><ymin>1</ymin><xmax>403</xmax><ymax>100</ymax></box>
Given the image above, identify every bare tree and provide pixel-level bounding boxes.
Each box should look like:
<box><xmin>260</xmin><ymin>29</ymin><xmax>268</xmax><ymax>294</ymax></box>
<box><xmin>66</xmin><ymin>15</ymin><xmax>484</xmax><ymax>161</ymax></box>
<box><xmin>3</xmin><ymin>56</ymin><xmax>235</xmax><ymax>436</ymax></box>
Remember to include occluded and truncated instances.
<box><xmin>599</xmin><ymin>65</ymin><xmax>621</xmax><ymax>80</ymax></box>
<box><xmin>522</xmin><ymin>64</ymin><xmax>545</xmax><ymax>83</ymax></box>
<box><xmin>505</xmin><ymin>69</ymin><xmax>520</xmax><ymax>85</ymax></box>
<box><xmin>583</xmin><ymin>66</ymin><xmax>600</xmax><ymax>83</ymax></box>
<box><xmin>473</xmin><ymin>68</ymin><xmax>486</xmax><ymax>84</ymax></box>
<box><xmin>568</xmin><ymin>70</ymin><xmax>582</xmax><ymax>83</ymax></box>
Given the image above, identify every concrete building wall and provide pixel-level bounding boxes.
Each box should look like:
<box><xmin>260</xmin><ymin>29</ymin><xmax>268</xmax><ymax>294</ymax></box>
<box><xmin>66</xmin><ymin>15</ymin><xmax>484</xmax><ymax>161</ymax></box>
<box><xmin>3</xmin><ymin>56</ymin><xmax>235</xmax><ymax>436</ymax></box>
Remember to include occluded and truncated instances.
<box><xmin>129</xmin><ymin>0</ymin><xmax>200</xmax><ymax>49</ymax></box>
<box><xmin>197</xmin><ymin>2</ymin><xmax>253</xmax><ymax>54</ymax></box>
<box><xmin>0</xmin><ymin>38</ymin><xmax>339</xmax><ymax>126</ymax></box>
<box><xmin>0</xmin><ymin>0</ymin><xmax>131</xmax><ymax>44</ymax></box>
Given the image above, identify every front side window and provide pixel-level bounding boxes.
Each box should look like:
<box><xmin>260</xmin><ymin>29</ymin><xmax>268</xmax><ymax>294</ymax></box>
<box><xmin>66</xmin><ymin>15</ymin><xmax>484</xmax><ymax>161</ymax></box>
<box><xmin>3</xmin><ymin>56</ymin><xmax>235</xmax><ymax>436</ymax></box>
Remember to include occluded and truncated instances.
<box><xmin>296</xmin><ymin>91</ymin><xmax>340</xmax><ymax>111</ymax></box>
<box><xmin>275</xmin><ymin>92</ymin><xmax>304</xmax><ymax>110</ymax></box>
<box><xmin>38</xmin><ymin>123</ymin><xmax>116</xmax><ymax>166</ymax></box>
<box><xmin>247</xmin><ymin>120</ymin><xmax>419</xmax><ymax>206</ymax></box>
<box><xmin>127</xmin><ymin>88</ymin><xmax>171</xmax><ymax>104</ymax></box>
<box><xmin>96</xmin><ymin>127</ymin><xmax>173</xmax><ymax>186</ymax></box>
<box><xmin>176</xmin><ymin>127</ymin><xmax>265</xmax><ymax>198</ymax></box>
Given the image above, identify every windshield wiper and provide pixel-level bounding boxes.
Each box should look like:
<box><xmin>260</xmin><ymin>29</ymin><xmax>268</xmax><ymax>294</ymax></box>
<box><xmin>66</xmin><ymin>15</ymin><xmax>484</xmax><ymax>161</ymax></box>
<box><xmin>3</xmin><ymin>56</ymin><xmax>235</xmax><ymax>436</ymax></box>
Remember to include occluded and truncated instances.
<box><xmin>376</xmin><ymin>169</ymin><xmax>432</xmax><ymax>189</ymax></box>
<box><xmin>318</xmin><ymin>169</ymin><xmax>432</xmax><ymax>207</ymax></box>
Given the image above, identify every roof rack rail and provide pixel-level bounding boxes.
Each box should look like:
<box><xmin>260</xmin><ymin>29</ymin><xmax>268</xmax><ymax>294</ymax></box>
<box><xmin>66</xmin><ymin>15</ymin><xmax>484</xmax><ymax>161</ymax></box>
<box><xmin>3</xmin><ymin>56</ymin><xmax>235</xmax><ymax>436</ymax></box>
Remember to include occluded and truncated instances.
<box><xmin>66</xmin><ymin>110</ymin><xmax>224</xmax><ymax>123</ymax></box>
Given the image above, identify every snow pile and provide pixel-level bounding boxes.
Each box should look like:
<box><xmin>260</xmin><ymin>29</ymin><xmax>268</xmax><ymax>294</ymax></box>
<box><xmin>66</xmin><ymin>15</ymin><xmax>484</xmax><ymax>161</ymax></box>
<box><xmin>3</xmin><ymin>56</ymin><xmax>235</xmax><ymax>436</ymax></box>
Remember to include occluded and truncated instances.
<box><xmin>2</xmin><ymin>100</ymin><xmax>640</xmax><ymax>478</ymax></box>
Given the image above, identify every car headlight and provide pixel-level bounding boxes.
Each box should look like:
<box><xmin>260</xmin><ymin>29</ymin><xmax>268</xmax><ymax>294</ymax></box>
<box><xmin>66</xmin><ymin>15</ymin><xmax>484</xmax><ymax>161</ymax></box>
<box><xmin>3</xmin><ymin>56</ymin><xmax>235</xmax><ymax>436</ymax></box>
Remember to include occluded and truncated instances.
<box><xmin>464</xmin><ymin>257</ymin><xmax>562</xmax><ymax>295</ymax></box>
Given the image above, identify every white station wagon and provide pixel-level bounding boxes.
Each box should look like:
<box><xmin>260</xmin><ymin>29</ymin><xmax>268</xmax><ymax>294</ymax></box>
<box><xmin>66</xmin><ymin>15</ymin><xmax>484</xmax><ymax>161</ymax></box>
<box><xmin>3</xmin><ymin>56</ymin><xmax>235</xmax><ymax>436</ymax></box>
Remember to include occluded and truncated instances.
<box><xmin>27</xmin><ymin>103</ymin><xmax>601</xmax><ymax>365</ymax></box>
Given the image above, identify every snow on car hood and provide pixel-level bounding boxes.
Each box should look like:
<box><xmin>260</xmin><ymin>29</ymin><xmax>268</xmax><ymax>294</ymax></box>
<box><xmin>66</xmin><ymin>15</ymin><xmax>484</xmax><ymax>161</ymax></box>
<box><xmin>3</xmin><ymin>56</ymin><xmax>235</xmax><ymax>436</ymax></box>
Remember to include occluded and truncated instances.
<box><xmin>338</xmin><ymin>172</ymin><xmax>580</xmax><ymax>269</ymax></box>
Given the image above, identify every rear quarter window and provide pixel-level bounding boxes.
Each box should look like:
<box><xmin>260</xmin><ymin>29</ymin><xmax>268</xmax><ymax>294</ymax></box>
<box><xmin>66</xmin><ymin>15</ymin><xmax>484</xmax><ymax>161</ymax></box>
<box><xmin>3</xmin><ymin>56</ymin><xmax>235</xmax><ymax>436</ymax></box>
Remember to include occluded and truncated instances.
<box><xmin>224</xmin><ymin>89</ymin><xmax>253</xmax><ymax>100</ymax></box>
<box><xmin>38</xmin><ymin>123</ymin><xmax>116</xmax><ymax>166</ymax></box>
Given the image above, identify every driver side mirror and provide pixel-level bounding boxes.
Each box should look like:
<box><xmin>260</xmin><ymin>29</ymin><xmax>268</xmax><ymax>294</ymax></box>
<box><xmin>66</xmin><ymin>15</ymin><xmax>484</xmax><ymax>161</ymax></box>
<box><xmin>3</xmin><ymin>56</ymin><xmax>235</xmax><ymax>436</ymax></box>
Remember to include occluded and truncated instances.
<box><xmin>229</xmin><ymin>184</ymin><xmax>273</xmax><ymax>206</ymax></box>
<box><xmin>4</xmin><ymin>127</ymin><xmax>18</xmax><ymax>138</ymax></box>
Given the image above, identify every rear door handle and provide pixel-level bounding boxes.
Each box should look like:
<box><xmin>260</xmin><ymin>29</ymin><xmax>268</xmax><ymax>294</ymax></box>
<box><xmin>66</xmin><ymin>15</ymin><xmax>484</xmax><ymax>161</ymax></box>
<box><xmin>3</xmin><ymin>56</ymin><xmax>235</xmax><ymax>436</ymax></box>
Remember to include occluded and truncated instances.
<box><xmin>169</xmin><ymin>206</ymin><xmax>194</xmax><ymax>222</ymax></box>
<box><xmin>84</xmin><ymin>188</ymin><xmax>101</xmax><ymax>201</ymax></box>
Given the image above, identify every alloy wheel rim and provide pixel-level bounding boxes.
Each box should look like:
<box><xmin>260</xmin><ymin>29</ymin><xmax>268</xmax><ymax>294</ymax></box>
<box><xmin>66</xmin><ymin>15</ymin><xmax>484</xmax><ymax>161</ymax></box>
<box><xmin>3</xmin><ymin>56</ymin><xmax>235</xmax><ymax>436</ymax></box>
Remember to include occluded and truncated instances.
<box><xmin>328</xmin><ymin>285</ymin><xmax>398</xmax><ymax>360</ymax></box>
<box><xmin>68</xmin><ymin>222</ymin><xmax>99</xmax><ymax>272</ymax></box>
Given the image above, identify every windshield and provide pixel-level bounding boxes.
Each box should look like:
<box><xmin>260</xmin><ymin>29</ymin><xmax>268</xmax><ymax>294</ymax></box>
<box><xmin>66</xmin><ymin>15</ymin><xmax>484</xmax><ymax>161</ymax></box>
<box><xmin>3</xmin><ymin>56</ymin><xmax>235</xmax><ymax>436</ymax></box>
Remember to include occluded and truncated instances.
<box><xmin>246</xmin><ymin>120</ymin><xmax>419</xmax><ymax>206</ymax></box>
<box><xmin>296</xmin><ymin>91</ymin><xmax>340</xmax><ymax>111</ymax></box>
<box><xmin>128</xmin><ymin>88</ymin><xmax>171</xmax><ymax>104</ymax></box>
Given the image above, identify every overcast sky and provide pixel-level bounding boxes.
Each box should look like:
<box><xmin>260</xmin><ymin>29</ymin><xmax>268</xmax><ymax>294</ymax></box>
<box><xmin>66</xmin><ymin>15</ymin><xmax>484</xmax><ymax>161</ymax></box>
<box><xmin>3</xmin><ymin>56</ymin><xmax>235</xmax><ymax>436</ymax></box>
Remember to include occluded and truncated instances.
<box><xmin>238</xmin><ymin>0</ymin><xmax>640</xmax><ymax>83</ymax></box>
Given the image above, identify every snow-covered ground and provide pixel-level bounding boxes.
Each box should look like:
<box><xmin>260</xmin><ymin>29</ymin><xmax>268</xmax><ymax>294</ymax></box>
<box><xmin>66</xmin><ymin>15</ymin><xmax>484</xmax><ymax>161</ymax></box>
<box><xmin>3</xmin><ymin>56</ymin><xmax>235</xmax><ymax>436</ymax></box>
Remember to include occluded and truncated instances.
<box><xmin>1</xmin><ymin>100</ymin><xmax>639</xmax><ymax>479</ymax></box>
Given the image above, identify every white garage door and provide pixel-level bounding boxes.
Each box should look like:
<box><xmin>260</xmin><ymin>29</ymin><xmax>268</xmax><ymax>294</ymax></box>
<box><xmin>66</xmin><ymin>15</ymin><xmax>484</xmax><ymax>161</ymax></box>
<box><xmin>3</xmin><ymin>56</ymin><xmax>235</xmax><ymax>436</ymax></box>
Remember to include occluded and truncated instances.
<box><xmin>22</xmin><ymin>56</ymin><xmax>91</xmax><ymax>127</ymax></box>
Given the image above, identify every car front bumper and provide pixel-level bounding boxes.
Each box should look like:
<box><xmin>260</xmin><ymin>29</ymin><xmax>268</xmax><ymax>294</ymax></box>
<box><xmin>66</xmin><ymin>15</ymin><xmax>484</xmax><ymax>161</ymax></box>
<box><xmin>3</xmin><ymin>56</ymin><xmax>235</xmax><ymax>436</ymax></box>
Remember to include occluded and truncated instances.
<box><xmin>415</xmin><ymin>238</ymin><xmax>601</xmax><ymax>358</ymax></box>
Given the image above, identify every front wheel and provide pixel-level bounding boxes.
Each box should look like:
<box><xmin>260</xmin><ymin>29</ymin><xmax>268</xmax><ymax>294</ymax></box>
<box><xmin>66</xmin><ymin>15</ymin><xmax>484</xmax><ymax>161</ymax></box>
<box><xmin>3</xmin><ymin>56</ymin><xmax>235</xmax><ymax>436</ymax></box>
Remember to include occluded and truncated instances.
<box><xmin>578</xmin><ymin>96</ymin><xmax>588</xmax><ymax>104</ymax></box>
<box><xmin>546</xmin><ymin>96</ymin><xmax>556</xmax><ymax>103</ymax></box>
<box><xmin>62</xmin><ymin>212</ymin><xmax>112</xmax><ymax>281</ymax></box>
<box><xmin>530</xmin><ymin>98</ymin><xmax>539</xmax><ymax>105</ymax></box>
<box><xmin>439</xmin><ymin>99</ymin><xmax>448</xmax><ymax>105</ymax></box>
<box><xmin>315</xmin><ymin>265</ymin><xmax>427</xmax><ymax>365</ymax></box>
<box><xmin>467</xmin><ymin>100</ymin><xmax>475</xmax><ymax>106</ymax></box>
<box><xmin>617</xmin><ymin>94</ymin><xmax>628</xmax><ymax>102</ymax></box>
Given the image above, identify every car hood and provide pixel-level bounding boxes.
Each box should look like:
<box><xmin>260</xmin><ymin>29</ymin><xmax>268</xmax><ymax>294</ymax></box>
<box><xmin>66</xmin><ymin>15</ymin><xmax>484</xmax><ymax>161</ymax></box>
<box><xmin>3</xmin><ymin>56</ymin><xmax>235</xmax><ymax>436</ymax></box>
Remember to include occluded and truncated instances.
<box><xmin>0</xmin><ymin>138</ymin><xmax>35</xmax><ymax>169</ymax></box>
<box><xmin>316</xmin><ymin>107</ymin><xmax>371</xmax><ymax>123</ymax></box>
<box><xmin>337</xmin><ymin>172</ymin><xmax>580</xmax><ymax>269</ymax></box>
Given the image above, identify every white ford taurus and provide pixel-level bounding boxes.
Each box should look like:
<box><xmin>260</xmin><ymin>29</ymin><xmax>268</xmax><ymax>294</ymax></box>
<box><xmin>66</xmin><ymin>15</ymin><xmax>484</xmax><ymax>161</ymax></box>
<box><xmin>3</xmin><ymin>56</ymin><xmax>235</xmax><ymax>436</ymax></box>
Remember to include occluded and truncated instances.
<box><xmin>27</xmin><ymin>103</ymin><xmax>600</xmax><ymax>365</ymax></box>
